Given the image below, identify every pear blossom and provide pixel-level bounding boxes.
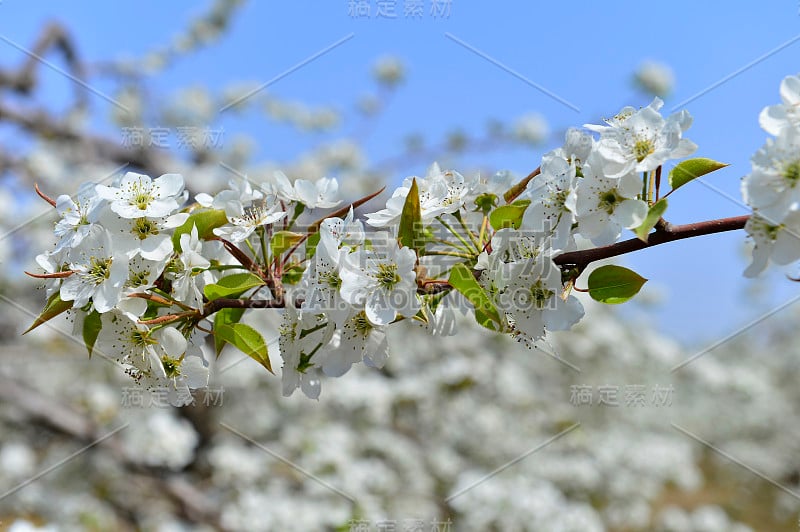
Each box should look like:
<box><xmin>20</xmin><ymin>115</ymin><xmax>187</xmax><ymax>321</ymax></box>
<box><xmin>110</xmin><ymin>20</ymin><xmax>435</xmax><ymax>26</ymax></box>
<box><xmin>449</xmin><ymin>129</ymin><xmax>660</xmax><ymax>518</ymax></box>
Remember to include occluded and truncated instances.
<box><xmin>60</xmin><ymin>230</ymin><xmax>127</xmax><ymax>312</ymax></box>
<box><xmin>195</xmin><ymin>177</ymin><xmax>264</xmax><ymax>212</ymax></box>
<box><xmin>318</xmin><ymin>206</ymin><xmax>364</xmax><ymax>255</ymax></box>
<box><xmin>488</xmin><ymin>245</ymin><xmax>583</xmax><ymax>345</ymax></box>
<box><xmin>140</xmin><ymin>328</ymin><xmax>209</xmax><ymax>406</ymax></box>
<box><xmin>743</xmin><ymin>212</ymin><xmax>800</xmax><ymax>277</ymax></box>
<box><xmin>759</xmin><ymin>74</ymin><xmax>800</xmax><ymax>135</ymax></box>
<box><xmin>634</xmin><ymin>60</ymin><xmax>675</xmax><ymax>97</ymax></box>
<box><xmin>34</xmin><ymin>249</ymin><xmax>68</xmax><ymax>299</ymax></box>
<box><xmin>35</xmin><ymin>75</ymin><xmax>800</xmax><ymax>408</ymax></box>
<box><xmin>96</xmin><ymin>172</ymin><xmax>186</xmax><ymax>219</ymax></box>
<box><xmin>169</xmin><ymin>225</ymin><xmax>211</xmax><ymax>308</ymax></box>
<box><xmin>558</xmin><ymin>127</ymin><xmax>594</xmax><ymax>168</ymax></box>
<box><xmin>123</xmin><ymin>255</ymin><xmax>166</xmax><ymax>295</ymax></box>
<box><xmin>212</xmin><ymin>195</ymin><xmax>286</xmax><ymax>243</ymax></box>
<box><xmin>278</xmin><ymin>305</ymin><xmax>332</xmax><ymax>399</ymax></box>
<box><xmin>324</xmin><ymin>310</ymin><xmax>389</xmax><ymax>375</ymax></box>
<box><xmin>418</xmin><ymin>297</ymin><xmax>457</xmax><ymax>337</ymax></box>
<box><xmin>103</xmin><ymin>212</ymin><xmax>189</xmax><ymax>261</ymax></box>
<box><xmin>586</xmin><ymin>97</ymin><xmax>697</xmax><ymax>177</ymax></box>
<box><xmin>53</xmin><ymin>182</ymin><xmax>104</xmax><ymax>252</ymax></box>
<box><xmin>567</xmin><ymin>155</ymin><xmax>648</xmax><ymax>246</ymax></box>
<box><xmin>269</xmin><ymin>171</ymin><xmax>341</xmax><ymax>209</ymax></box>
<box><xmin>301</xmin><ymin>208</ymin><xmax>367</xmax><ymax>324</ymax></box>
<box><xmin>94</xmin><ymin>310</ymin><xmax>157</xmax><ymax>367</ymax></box>
<box><xmin>302</xmin><ymin>234</ymin><xmax>351</xmax><ymax>326</ymax></box>
<box><xmin>741</xmin><ymin>126</ymin><xmax>800</xmax><ymax>223</ymax></box>
<box><xmin>364</xmin><ymin>163</ymin><xmax>472</xmax><ymax>227</ymax></box>
<box><xmin>339</xmin><ymin>234</ymin><xmax>420</xmax><ymax>326</ymax></box>
<box><xmin>522</xmin><ymin>152</ymin><xmax>578</xmax><ymax>252</ymax></box>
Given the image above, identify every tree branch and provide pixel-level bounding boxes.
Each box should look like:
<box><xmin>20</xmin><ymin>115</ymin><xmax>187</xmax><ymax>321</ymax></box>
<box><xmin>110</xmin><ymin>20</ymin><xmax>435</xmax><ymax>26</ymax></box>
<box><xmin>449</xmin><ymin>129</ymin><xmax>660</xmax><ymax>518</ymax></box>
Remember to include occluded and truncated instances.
<box><xmin>553</xmin><ymin>215</ymin><xmax>750</xmax><ymax>270</ymax></box>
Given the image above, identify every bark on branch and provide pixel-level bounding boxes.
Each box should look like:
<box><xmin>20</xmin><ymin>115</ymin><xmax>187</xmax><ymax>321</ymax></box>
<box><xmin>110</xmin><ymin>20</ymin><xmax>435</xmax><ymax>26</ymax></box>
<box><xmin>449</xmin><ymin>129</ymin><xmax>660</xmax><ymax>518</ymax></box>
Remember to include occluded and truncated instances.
<box><xmin>553</xmin><ymin>215</ymin><xmax>750</xmax><ymax>270</ymax></box>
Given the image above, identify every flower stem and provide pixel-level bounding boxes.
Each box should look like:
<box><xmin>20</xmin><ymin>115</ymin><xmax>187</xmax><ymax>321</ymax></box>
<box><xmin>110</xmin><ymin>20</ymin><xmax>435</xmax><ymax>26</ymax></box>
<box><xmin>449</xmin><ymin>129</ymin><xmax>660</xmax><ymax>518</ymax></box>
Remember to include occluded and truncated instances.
<box><xmin>453</xmin><ymin>210</ymin><xmax>482</xmax><ymax>251</ymax></box>
<box><xmin>436</xmin><ymin>215</ymin><xmax>475</xmax><ymax>253</ymax></box>
<box><xmin>425</xmin><ymin>250</ymin><xmax>473</xmax><ymax>259</ymax></box>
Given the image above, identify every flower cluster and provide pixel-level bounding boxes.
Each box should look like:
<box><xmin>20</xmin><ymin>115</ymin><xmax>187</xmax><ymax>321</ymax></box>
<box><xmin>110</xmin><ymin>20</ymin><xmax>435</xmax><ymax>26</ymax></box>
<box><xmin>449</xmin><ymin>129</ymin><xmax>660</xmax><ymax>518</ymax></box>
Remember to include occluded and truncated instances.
<box><xmin>30</xmin><ymin>97</ymin><xmax>716</xmax><ymax>401</ymax></box>
<box><xmin>742</xmin><ymin>74</ymin><xmax>800</xmax><ymax>276</ymax></box>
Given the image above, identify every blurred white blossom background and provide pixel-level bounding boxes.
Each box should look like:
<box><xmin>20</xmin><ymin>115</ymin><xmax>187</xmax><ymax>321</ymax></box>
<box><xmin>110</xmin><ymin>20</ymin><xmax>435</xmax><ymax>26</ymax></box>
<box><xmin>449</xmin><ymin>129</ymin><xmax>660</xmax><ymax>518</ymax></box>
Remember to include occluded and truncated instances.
<box><xmin>0</xmin><ymin>1</ymin><xmax>799</xmax><ymax>531</ymax></box>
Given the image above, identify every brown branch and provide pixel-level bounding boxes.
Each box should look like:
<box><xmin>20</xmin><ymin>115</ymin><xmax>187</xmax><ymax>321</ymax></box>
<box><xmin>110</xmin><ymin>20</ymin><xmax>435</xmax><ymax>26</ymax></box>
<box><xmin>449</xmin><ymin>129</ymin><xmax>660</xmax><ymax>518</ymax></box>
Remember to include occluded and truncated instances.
<box><xmin>0</xmin><ymin>22</ymin><xmax>85</xmax><ymax>104</ymax></box>
<box><xmin>0</xmin><ymin>101</ymin><xmax>169</xmax><ymax>176</ymax></box>
<box><xmin>201</xmin><ymin>215</ymin><xmax>751</xmax><ymax>312</ymax></box>
<box><xmin>202</xmin><ymin>297</ymin><xmax>299</xmax><ymax>317</ymax></box>
<box><xmin>553</xmin><ymin>215</ymin><xmax>750</xmax><ymax>270</ymax></box>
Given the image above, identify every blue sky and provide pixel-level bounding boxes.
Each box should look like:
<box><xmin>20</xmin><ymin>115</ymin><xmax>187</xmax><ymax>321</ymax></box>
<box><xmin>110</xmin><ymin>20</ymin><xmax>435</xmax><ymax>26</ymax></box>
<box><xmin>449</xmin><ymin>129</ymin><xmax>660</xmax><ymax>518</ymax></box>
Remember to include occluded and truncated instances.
<box><xmin>3</xmin><ymin>1</ymin><xmax>800</xmax><ymax>345</ymax></box>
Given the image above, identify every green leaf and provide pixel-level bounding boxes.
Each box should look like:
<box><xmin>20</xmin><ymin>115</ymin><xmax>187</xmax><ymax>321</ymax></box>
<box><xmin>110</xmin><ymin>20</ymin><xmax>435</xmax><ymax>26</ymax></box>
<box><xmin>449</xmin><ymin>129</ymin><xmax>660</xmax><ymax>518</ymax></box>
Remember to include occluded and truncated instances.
<box><xmin>172</xmin><ymin>209</ymin><xmax>228</xmax><ymax>251</ymax></box>
<box><xmin>282</xmin><ymin>264</ymin><xmax>305</xmax><ymax>285</ymax></box>
<box><xmin>82</xmin><ymin>310</ymin><xmax>102</xmax><ymax>358</ymax></box>
<box><xmin>23</xmin><ymin>292</ymin><xmax>73</xmax><ymax>334</ymax></box>
<box><xmin>305</xmin><ymin>231</ymin><xmax>321</xmax><ymax>259</ymax></box>
<box><xmin>398</xmin><ymin>177</ymin><xmax>425</xmax><ymax>252</ymax></box>
<box><xmin>668</xmin><ymin>158</ymin><xmax>729</xmax><ymax>192</ymax></box>
<box><xmin>634</xmin><ymin>198</ymin><xmax>668</xmax><ymax>242</ymax></box>
<box><xmin>587</xmin><ymin>265</ymin><xmax>647</xmax><ymax>305</ymax></box>
<box><xmin>474</xmin><ymin>308</ymin><xmax>500</xmax><ymax>331</ymax></box>
<box><xmin>489</xmin><ymin>199</ymin><xmax>531</xmax><ymax>231</ymax></box>
<box><xmin>270</xmin><ymin>231</ymin><xmax>305</xmax><ymax>258</ymax></box>
<box><xmin>448</xmin><ymin>263</ymin><xmax>503</xmax><ymax>330</ymax></box>
<box><xmin>473</xmin><ymin>192</ymin><xmax>499</xmax><ymax>215</ymax></box>
<box><xmin>213</xmin><ymin>307</ymin><xmax>245</xmax><ymax>356</ymax></box>
<box><xmin>216</xmin><ymin>322</ymin><xmax>272</xmax><ymax>373</ymax></box>
<box><xmin>204</xmin><ymin>272</ymin><xmax>265</xmax><ymax>301</ymax></box>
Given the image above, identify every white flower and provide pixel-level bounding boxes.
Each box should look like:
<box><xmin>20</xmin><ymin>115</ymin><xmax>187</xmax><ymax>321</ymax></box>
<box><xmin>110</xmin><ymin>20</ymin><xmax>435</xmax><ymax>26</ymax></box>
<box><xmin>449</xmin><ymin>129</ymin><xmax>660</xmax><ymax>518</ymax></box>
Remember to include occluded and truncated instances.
<box><xmin>634</xmin><ymin>60</ymin><xmax>675</xmax><ymax>97</ymax></box>
<box><xmin>513</xmin><ymin>113</ymin><xmax>549</xmax><ymax>145</ymax></box>
<box><xmin>494</xmin><ymin>254</ymin><xmax>584</xmax><ymax>345</ymax></box>
<box><xmin>53</xmin><ymin>182</ymin><xmax>104</xmax><ymax>252</ymax></box>
<box><xmin>566</xmin><ymin>155</ymin><xmax>648</xmax><ymax>246</ymax></box>
<box><xmin>278</xmin><ymin>305</ymin><xmax>332</xmax><ymax>399</ymax></box>
<box><xmin>96</xmin><ymin>312</ymin><xmax>207</xmax><ymax>405</ymax></box>
<box><xmin>103</xmin><ymin>212</ymin><xmax>189</xmax><ymax>261</ymax></box>
<box><xmin>743</xmin><ymin>212</ymin><xmax>800</xmax><ymax>277</ymax></box>
<box><xmin>759</xmin><ymin>74</ymin><xmax>800</xmax><ymax>135</ymax></box>
<box><xmin>365</xmin><ymin>163</ymin><xmax>473</xmax><ymax>227</ymax></box>
<box><xmin>418</xmin><ymin>296</ymin><xmax>457</xmax><ymax>337</ymax></box>
<box><xmin>339</xmin><ymin>235</ymin><xmax>420</xmax><ymax>325</ymax></box>
<box><xmin>742</xmin><ymin>126</ymin><xmax>800</xmax><ymax>223</ymax></box>
<box><xmin>96</xmin><ymin>172</ymin><xmax>186</xmax><ymax>219</ymax></box>
<box><xmin>324</xmin><ymin>310</ymin><xmax>389</xmax><ymax>375</ymax></box>
<box><xmin>34</xmin><ymin>250</ymin><xmax>68</xmax><ymax>299</ymax></box>
<box><xmin>522</xmin><ymin>153</ymin><xmax>578</xmax><ymax>252</ymax></box>
<box><xmin>480</xmin><ymin>169</ymin><xmax>517</xmax><ymax>196</ymax></box>
<box><xmin>269</xmin><ymin>171</ymin><xmax>341</xmax><ymax>209</ymax></box>
<box><xmin>60</xmin><ymin>230</ymin><xmax>127</xmax><ymax>312</ymax></box>
<box><xmin>145</xmin><ymin>328</ymin><xmax>209</xmax><ymax>406</ymax></box>
<box><xmin>302</xmin><ymin>238</ymin><xmax>351</xmax><ymax>326</ymax></box>
<box><xmin>170</xmin><ymin>225</ymin><xmax>211</xmax><ymax>308</ymax></box>
<box><xmin>436</xmin><ymin>166</ymin><xmax>479</xmax><ymax>214</ymax></box>
<box><xmin>123</xmin><ymin>255</ymin><xmax>166</xmax><ymax>295</ymax></box>
<box><xmin>94</xmin><ymin>310</ymin><xmax>157</xmax><ymax>366</ymax></box>
<box><xmin>196</xmin><ymin>177</ymin><xmax>264</xmax><ymax>211</ymax></box>
<box><xmin>587</xmin><ymin>97</ymin><xmax>697</xmax><ymax>177</ymax></box>
<box><xmin>213</xmin><ymin>195</ymin><xmax>286</xmax><ymax>243</ymax></box>
<box><xmin>318</xmin><ymin>206</ymin><xmax>365</xmax><ymax>255</ymax></box>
